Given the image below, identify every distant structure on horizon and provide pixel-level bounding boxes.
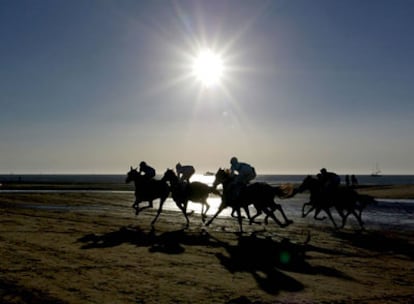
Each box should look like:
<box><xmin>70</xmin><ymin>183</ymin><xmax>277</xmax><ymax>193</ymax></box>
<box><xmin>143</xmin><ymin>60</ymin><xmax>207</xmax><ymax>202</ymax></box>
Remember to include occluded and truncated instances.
<box><xmin>371</xmin><ymin>163</ymin><xmax>382</xmax><ymax>177</ymax></box>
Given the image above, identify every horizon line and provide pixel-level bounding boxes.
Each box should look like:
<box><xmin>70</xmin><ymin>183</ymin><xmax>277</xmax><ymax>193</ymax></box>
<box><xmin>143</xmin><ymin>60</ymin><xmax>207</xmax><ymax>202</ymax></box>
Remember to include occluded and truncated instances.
<box><xmin>1</xmin><ymin>172</ymin><xmax>414</xmax><ymax>176</ymax></box>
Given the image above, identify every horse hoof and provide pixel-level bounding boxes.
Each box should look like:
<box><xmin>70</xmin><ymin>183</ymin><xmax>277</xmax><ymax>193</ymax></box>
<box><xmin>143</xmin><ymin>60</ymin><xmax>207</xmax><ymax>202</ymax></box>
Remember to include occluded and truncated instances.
<box><xmin>280</xmin><ymin>220</ymin><xmax>293</xmax><ymax>228</ymax></box>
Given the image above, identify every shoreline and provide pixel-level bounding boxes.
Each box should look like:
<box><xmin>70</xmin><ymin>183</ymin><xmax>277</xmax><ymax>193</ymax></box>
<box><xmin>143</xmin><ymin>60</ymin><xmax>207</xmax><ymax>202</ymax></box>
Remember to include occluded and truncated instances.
<box><xmin>2</xmin><ymin>182</ymin><xmax>414</xmax><ymax>200</ymax></box>
<box><xmin>354</xmin><ymin>184</ymin><xmax>414</xmax><ymax>199</ymax></box>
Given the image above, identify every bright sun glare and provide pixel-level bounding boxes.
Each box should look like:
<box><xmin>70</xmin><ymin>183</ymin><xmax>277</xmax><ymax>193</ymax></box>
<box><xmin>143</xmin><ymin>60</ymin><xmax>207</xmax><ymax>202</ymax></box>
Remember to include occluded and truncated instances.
<box><xmin>192</xmin><ymin>49</ymin><xmax>224</xmax><ymax>88</ymax></box>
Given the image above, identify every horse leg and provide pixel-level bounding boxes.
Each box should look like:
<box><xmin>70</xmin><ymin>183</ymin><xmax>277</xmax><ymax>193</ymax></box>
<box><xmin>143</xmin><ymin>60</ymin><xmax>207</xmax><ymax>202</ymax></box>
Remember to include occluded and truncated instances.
<box><xmin>176</xmin><ymin>200</ymin><xmax>190</xmax><ymax>228</ymax></box>
<box><xmin>235</xmin><ymin>208</ymin><xmax>244</xmax><ymax>234</ymax></box>
<box><xmin>137</xmin><ymin>201</ymin><xmax>153</xmax><ymax>215</ymax></box>
<box><xmin>273</xmin><ymin>203</ymin><xmax>293</xmax><ymax>225</ymax></box>
<box><xmin>231</xmin><ymin>208</ymin><xmax>246</xmax><ymax>219</ymax></box>
<box><xmin>262</xmin><ymin>207</ymin><xmax>287</xmax><ymax>227</ymax></box>
<box><xmin>200</xmin><ymin>202</ymin><xmax>204</xmax><ymax>221</ymax></box>
<box><xmin>133</xmin><ymin>201</ymin><xmax>140</xmax><ymax>215</ymax></box>
<box><xmin>324</xmin><ymin>208</ymin><xmax>338</xmax><ymax>229</ymax></box>
<box><xmin>133</xmin><ymin>193</ymin><xmax>142</xmax><ymax>212</ymax></box>
<box><xmin>144</xmin><ymin>200</ymin><xmax>154</xmax><ymax>210</ymax></box>
<box><xmin>134</xmin><ymin>198</ymin><xmax>150</xmax><ymax>215</ymax></box>
<box><xmin>263</xmin><ymin>204</ymin><xmax>277</xmax><ymax>225</ymax></box>
<box><xmin>201</xmin><ymin>201</ymin><xmax>210</xmax><ymax>222</ymax></box>
<box><xmin>183</xmin><ymin>200</ymin><xmax>191</xmax><ymax>216</ymax></box>
<box><xmin>151</xmin><ymin>198</ymin><xmax>165</xmax><ymax>227</ymax></box>
<box><xmin>249</xmin><ymin>208</ymin><xmax>262</xmax><ymax>225</ymax></box>
<box><xmin>314</xmin><ymin>208</ymin><xmax>327</xmax><ymax>221</ymax></box>
<box><xmin>302</xmin><ymin>203</ymin><xmax>316</xmax><ymax>218</ymax></box>
<box><xmin>351</xmin><ymin>209</ymin><xmax>365</xmax><ymax>230</ymax></box>
<box><xmin>335</xmin><ymin>207</ymin><xmax>348</xmax><ymax>228</ymax></box>
<box><xmin>133</xmin><ymin>192</ymin><xmax>139</xmax><ymax>209</ymax></box>
<box><xmin>242</xmin><ymin>206</ymin><xmax>261</xmax><ymax>225</ymax></box>
<box><xmin>205</xmin><ymin>203</ymin><xmax>226</xmax><ymax>227</ymax></box>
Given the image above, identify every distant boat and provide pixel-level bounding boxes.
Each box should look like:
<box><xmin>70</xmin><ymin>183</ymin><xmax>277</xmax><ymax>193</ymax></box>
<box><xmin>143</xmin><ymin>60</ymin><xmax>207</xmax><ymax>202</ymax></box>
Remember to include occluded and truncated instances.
<box><xmin>371</xmin><ymin>163</ymin><xmax>382</xmax><ymax>177</ymax></box>
<box><xmin>204</xmin><ymin>171</ymin><xmax>215</xmax><ymax>176</ymax></box>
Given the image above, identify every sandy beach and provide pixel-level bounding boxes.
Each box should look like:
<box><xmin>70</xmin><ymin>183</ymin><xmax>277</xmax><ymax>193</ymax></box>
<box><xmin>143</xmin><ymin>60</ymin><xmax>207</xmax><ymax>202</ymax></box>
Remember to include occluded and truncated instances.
<box><xmin>1</xmin><ymin>185</ymin><xmax>413</xmax><ymax>304</ymax></box>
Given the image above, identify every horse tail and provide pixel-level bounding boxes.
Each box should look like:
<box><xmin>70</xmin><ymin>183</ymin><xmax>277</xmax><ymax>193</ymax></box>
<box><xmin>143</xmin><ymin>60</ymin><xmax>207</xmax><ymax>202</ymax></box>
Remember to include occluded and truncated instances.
<box><xmin>209</xmin><ymin>187</ymin><xmax>221</xmax><ymax>196</ymax></box>
<box><xmin>274</xmin><ymin>184</ymin><xmax>295</xmax><ymax>198</ymax></box>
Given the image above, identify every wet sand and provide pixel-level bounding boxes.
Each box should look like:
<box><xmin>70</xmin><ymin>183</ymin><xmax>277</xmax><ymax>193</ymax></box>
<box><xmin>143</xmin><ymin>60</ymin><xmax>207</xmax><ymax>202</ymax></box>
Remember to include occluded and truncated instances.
<box><xmin>0</xmin><ymin>186</ymin><xmax>413</xmax><ymax>304</ymax></box>
<box><xmin>355</xmin><ymin>184</ymin><xmax>414</xmax><ymax>199</ymax></box>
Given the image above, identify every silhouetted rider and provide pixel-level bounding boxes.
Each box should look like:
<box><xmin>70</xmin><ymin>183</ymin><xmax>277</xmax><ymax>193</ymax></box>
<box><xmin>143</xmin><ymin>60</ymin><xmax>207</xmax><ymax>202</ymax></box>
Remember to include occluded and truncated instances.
<box><xmin>230</xmin><ymin>157</ymin><xmax>256</xmax><ymax>184</ymax></box>
<box><xmin>227</xmin><ymin>157</ymin><xmax>257</xmax><ymax>216</ymax></box>
<box><xmin>318</xmin><ymin>168</ymin><xmax>340</xmax><ymax>196</ymax></box>
<box><xmin>176</xmin><ymin>163</ymin><xmax>195</xmax><ymax>183</ymax></box>
<box><xmin>139</xmin><ymin>161</ymin><xmax>156</xmax><ymax>180</ymax></box>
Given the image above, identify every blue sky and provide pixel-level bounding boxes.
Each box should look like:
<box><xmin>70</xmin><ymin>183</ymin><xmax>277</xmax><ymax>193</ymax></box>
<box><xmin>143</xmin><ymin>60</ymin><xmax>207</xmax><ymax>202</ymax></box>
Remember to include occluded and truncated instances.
<box><xmin>1</xmin><ymin>0</ymin><xmax>413</xmax><ymax>174</ymax></box>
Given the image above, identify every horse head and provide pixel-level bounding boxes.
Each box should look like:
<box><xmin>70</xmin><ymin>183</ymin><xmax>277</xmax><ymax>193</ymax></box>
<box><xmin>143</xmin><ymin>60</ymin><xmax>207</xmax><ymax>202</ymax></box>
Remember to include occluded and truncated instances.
<box><xmin>297</xmin><ymin>175</ymin><xmax>319</xmax><ymax>193</ymax></box>
<box><xmin>126</xmin><ymin>166</ymin><xmax>140</xmax><ymax>183</ymax></box>
<box><xmin>161</xmin><ymin>168</ymin><xmax>178</xmax><ymax>183</ymax></box>
<box><xmin>213</xmin><ymin>168</ymin><xmax>232</xmax><ymax>188</ymax></box>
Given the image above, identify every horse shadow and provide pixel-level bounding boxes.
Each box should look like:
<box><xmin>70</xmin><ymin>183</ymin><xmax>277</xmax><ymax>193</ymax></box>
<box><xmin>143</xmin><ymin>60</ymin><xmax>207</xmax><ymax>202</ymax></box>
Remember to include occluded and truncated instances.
<box><xmin>77</xmin><ymin>227</ymin><xmax>352</xmax><ymax>295</ymax></box>
<box><xmin>77</xmin><ymin>226</ymin><xmax>224</xmax><ymax>254</ymax></box>
<box><xmin>333</xmin><ymin>230</ymin><xmax>414</xmax><ymax>260</ymax></box>
<box><xmin>216</xmin><ymin>234</ymin><xmax>353</xmax><ymax>295</ymax></box>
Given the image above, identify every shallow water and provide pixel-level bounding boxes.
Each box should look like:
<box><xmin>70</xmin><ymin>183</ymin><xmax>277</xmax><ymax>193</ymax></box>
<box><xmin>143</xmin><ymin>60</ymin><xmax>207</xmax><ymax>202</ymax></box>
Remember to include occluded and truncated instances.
<box><xmin>5</xmin><ymin>192</ymin><xmax>414</xmax><ymax>231</ymax></box>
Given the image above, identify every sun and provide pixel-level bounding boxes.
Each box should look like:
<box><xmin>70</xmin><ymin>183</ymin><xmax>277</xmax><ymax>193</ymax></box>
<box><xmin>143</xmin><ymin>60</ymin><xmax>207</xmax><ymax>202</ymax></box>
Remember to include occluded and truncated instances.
<box><xmin>192</xmin><ymin>48</ymin><xmax>224</xmax><ymax>88</ymax></box>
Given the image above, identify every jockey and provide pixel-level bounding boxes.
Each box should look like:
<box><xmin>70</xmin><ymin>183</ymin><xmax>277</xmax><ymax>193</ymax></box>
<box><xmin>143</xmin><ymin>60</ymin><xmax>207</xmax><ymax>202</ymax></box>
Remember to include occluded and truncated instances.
<box><xmin>318</xmin><ymin>168</ymin><xmax>340</xmax><ymax>195</ymax></box>
<box><xmin>175</xmin><ymin>163</ymin><xmax>195</xmax><ymax>183</ymax></box>
<box><xmin>230</xmin><ymin>157</ymin><xmax>256</xmax><ymax>185</ymax></box>
<box><xmin>224</xmin><ymin>157</ymin><xmax>256</xmax><ymax>207</ymax></box>
<box><xmin>139</xmin><ymin>161</ymin><xmax>156</xmax><ymax>180</ymax></box>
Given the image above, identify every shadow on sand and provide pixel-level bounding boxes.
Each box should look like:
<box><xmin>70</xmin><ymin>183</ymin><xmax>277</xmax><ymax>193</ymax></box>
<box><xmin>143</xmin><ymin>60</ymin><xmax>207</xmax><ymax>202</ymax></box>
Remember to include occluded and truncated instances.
<box><xmin>0</xmin><ymin>280</ymin><xmax>67</xmax><ymax>304</ymax></box>
<box><xmin>77</xmin><ymin>226</ymin><xmax>223</xmax><ymax>254</ymax></box>
<box><xmin>333</xmin><ymin>230</ymin><xmax>414</xmax><ymax>260</ymax></box>
<box><xmin>217</xmin><ymin>234</ymin><xmax>353</xmax><ymax>295</ymax></box>
<box><xmin>77</xmin><ymin>227</ymin><xmax>352</xmax><ymax>295</ymax></box>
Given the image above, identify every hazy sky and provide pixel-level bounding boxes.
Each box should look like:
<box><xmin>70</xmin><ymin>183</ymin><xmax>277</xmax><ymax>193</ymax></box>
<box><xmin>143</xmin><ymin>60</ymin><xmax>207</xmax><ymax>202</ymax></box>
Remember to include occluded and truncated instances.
<box><xmin>1</xmin><ymin>0</ymin><xmax>413</xmax><ymax>175</ymax></box>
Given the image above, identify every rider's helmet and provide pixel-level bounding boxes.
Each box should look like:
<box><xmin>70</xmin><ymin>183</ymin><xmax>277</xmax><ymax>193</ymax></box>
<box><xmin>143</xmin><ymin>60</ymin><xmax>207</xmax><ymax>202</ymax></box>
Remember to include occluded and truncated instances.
<box><xmin>230</xmin><ymin>157</ymin><xmax>238</xmax><ymax>165</ymax></box>
<box><xmin>320</xmin><ymin>168</ymin><xmax>327</xmax><ymax>175</ymax></box>
<box><xmin>139</xmin><ymin>161</ymin><xmax>147</xmax><ymax>168</ymax></box>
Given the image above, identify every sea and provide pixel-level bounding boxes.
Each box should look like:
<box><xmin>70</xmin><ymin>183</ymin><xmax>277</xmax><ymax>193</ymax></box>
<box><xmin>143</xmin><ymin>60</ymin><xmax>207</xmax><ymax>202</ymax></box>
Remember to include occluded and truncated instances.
<box><xmin>1</xmin><ymin>174</ymin><xmax>413</xmax><ymax>230</ymax></box>
<box><xmin>1</xmin><ymin>173</ymin><xmax>414</xmax><ymax>186</ymax></box>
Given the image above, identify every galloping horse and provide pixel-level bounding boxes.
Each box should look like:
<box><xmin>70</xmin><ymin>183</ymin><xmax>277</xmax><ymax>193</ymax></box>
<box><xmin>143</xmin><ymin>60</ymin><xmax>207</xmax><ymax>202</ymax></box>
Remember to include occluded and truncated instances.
<box><xmin>205</xmin><ymin>168</ymin><xmax>293</xmax><ymax>233</ymax></box>
<box><xmin>161</xmin><ymin>169</ymin><xmax>221</xmax><ymax>222</ymax></box>
<box><xmin>126</xmin><ymin>167</ymin><xmax>188</xmax><ymax>227</ymax></box>
<box><xmin>296</xmin><ymin>175</ymin><xmax>373</xmax><ymax>229</ymax></box>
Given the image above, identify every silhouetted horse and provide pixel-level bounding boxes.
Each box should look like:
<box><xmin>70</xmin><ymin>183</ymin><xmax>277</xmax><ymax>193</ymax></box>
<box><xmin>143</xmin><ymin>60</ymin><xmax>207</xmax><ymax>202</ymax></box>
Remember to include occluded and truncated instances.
<box><xmin>296</xmin><ymin>175</ymin><xmax>375</xmax><ymax>229</ymax></box>
<box><xmin>205</xmin><ymin>168</ymin><xmax>293</xmax><ymax>233</ymax></box>
<box><xmin>125</xmin><ymin>167</ymin><xmax>188</xmax><ymax>227</ymax></box>
<box><xmin>161</xmin><ymin>169</ymin><xmax>221</xmax><ymax>222</ymax></box>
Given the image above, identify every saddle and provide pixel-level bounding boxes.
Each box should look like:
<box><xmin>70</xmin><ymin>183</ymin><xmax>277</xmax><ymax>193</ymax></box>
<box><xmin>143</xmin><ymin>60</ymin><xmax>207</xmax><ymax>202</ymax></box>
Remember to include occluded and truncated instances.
<box><xmin>224</xmin><ymin>182</ymin><xmax>246</xmax><ymax>204</ymax></box>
